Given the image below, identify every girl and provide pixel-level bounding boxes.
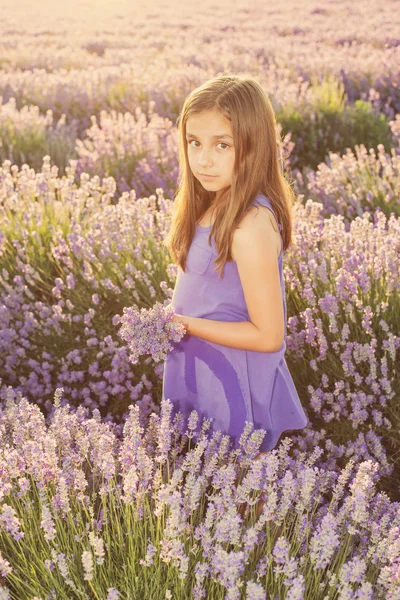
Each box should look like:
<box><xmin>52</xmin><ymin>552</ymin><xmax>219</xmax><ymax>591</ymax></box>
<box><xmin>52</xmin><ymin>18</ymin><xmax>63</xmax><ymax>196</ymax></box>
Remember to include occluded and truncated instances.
<box><xmin>162</xmin><ymin>74</ymin><xmax>309</xmax><ymax>516</ymax></box>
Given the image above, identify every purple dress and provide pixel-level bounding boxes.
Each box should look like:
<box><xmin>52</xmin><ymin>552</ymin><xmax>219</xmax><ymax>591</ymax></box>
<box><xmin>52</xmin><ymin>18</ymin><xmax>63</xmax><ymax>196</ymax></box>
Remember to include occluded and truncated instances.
<box><xmin>162</xmin><ymin>193</ymin><xmax>309</xmax><ymax>451</ymax></box>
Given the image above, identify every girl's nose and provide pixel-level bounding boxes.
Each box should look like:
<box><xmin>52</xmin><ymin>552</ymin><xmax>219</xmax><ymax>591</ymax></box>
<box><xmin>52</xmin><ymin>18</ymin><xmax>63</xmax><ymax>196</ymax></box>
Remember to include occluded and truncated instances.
<box><xmin>198</xmin><ymin>149</ymin><xmax>213</xmax><ymax>167</ymax></box>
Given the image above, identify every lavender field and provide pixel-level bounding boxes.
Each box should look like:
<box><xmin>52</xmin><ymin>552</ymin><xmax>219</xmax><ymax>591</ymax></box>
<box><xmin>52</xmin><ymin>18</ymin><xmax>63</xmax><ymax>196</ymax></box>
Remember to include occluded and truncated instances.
<box><xmin>0</xmin><ymin>0</ymin><xmax>400</xmax><ymax>598</ymax></box>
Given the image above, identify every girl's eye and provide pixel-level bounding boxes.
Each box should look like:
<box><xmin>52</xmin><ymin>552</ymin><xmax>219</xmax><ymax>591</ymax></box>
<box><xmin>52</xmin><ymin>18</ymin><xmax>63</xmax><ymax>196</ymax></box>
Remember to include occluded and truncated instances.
<box><xmin>187</xmin><ymin>140</ymin><xmax>230</xmax><ymax>150</ymax></box>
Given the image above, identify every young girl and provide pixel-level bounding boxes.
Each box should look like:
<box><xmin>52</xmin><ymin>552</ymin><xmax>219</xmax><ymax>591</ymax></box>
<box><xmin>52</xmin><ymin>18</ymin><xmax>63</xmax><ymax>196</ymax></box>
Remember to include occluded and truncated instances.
<box><xmin>162</xmin><ymin>74</ymin><xmax>309</xmax><ymax>513</ymax></box>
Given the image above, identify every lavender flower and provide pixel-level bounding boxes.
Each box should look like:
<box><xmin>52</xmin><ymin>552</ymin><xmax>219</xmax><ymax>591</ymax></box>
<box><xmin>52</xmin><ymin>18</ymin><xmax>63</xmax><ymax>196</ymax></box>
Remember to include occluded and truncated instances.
<box><xmin>117</xmin><ymin>301</ymin><xmax>186</xmax><ymax>364</ymax></box>
<box><xmin>309</xmin><ymin>512</ymin><xmax>340</xmax><ymax>569</ymax></box>
<box><xmin>245</xmin><ymin>579</ymin><xmax>266</xmax><ymax>599</ymax></box>
<box><xmin>0</xmin><ymin>587</ymin><xmax>11</xmax><ymax>600</ymax></box>
<box><xmin>82</xmin><ymin>550</ymin><xmax>94</xmax><ymax>581</ymax></box>
<box><xmin>0</xmin><ymin>551</ymin><xmax>12</xmax><ymax>578</ymax></box>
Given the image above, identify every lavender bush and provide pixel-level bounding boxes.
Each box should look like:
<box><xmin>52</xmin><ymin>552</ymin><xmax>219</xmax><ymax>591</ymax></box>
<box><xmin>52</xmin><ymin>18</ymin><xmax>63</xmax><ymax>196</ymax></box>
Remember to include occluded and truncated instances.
<box><xmin>280</xmin><ymin>197</ymin><xmax>400</xmax><ymax>500</ymax></box>
<box><xmin>0</xmin><ymin>97</ymin><xmax>76</xmax><ymax>173</ymax></box>
<box><xmin>0</xmin><ymin>157</ymin><xmax>176</xmax><ymax>428</ymax></box>
<box><xmin>74</xmin><ymin>103</ymin><xmax>180</xmax><ymax>198</ymax></box>
<box><xmin>294</xmin><ymin>131</ymin><xmax>400</xmax><ymax>221</ymax></box>
<box><xmin>0</xmin><ymin>388</ymin><xmax>399</xmax><ymax>599</ymax></box>
<box><xmin>277</xmin><ymin>75</ymin><xmax>394</xmax><ymax>171</ymax></box>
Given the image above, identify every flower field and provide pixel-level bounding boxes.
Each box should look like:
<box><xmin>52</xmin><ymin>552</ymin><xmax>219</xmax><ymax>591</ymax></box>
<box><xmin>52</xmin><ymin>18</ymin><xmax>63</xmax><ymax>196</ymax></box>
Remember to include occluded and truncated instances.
<box><xmin>0</xmin><ymin>0</ymin><xmax>399</xmax><ymax>598</ymax></box>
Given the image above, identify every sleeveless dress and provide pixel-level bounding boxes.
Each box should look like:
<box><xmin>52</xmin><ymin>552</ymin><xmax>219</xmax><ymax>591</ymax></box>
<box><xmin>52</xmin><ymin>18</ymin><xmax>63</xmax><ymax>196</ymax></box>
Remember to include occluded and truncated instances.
<box><xmin>162</xmin><ymin>193</ymin><xmax>309</xmax><ymax>452</ymax></box>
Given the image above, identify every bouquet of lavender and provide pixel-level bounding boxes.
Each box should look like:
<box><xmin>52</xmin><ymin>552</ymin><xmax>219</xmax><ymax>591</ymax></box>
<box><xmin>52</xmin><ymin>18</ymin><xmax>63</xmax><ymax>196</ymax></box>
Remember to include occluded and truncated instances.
<box><xmin>116</xmin><ymin>301</ymin><xmax>187</xmax><ymax>364</ymax></box>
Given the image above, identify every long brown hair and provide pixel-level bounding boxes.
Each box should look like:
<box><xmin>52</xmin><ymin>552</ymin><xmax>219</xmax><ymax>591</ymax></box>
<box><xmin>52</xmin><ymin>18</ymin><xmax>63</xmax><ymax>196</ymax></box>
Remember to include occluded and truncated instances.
<box><xmin>163</xmin><ymin>74</ymin><xmax>297</xmax><ymax>280</ymax></box>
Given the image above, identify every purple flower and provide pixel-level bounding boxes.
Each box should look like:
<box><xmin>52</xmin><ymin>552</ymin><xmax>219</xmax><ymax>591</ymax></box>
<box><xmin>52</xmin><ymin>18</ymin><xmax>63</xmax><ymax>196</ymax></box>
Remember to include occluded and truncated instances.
<box><xmin>117</xmin><ymin>301</ymin><xmax>186</xmax><ymax>364</ymax></box>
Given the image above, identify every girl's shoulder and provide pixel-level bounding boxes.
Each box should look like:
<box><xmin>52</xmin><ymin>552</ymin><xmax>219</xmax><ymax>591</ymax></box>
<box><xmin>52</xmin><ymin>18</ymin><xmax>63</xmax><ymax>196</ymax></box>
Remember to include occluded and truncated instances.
<box><xmin>241</xmin><ymin>193</ymin><xmax>282</xmax><ymax>233</ymax></box>
<box><xmin>235</xmin><ymin>194</ymin><xmax>282</xmax><ymax>260</ymax></box>
<box><xmin>252</xmin><ymin>194</ymin><xmax>282</xmax><ymax>230</ymax></box>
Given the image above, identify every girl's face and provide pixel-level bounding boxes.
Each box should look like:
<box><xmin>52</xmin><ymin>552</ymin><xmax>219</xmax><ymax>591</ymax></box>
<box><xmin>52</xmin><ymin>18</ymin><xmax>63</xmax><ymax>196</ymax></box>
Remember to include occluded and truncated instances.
<box><xmin>185</xmin><ymin>109</ymin><xmax>235</xmax><ymax>199</ymax></box>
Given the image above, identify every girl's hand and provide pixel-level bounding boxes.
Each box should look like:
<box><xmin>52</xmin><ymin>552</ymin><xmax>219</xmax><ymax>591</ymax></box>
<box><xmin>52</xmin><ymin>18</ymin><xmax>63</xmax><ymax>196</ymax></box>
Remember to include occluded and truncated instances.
<box><xmin>173</xmin><ymin>313</ymin><xmax>190</xmax><ymax>334</ymax></box>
